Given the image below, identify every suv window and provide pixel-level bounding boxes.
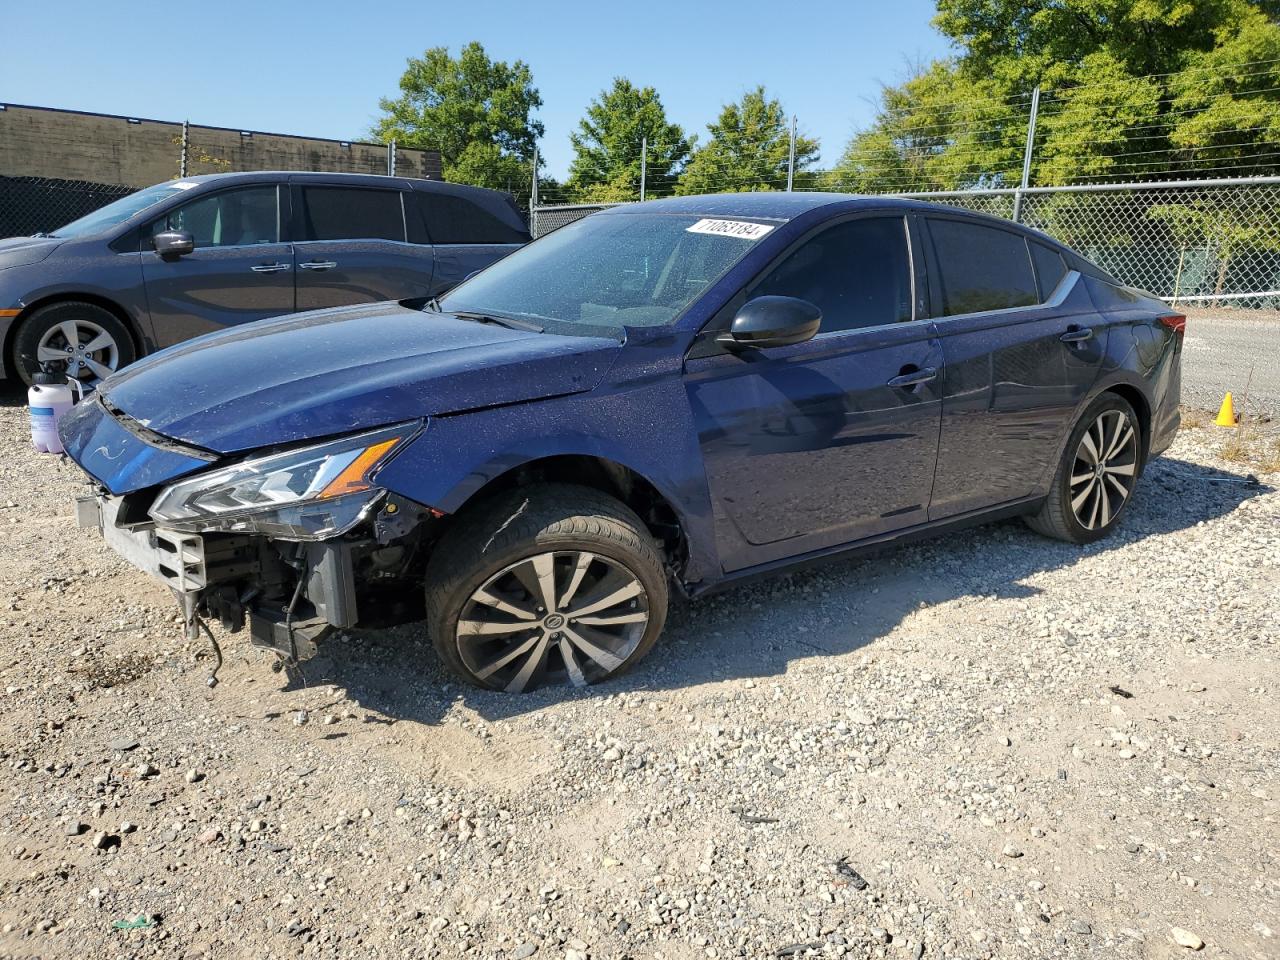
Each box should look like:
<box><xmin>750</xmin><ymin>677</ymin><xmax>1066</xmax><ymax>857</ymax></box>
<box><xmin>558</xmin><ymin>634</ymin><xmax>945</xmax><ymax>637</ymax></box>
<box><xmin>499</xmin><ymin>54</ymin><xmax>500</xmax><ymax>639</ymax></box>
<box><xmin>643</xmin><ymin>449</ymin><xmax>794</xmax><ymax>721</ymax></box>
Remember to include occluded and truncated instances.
<box><xmin>751</xmin><ymin>216</ymin><xmax>912</xmax><ymax>334</ymax></box>
<box><xmin>300</xmin><ymin>186</ymin><xmax>405</xmax><ymax>242</ymax></box>
<box><xmin>928</xmin><ymin>219</ymin><xmax>1037</xmax><ymax>315</ymax></box>
<box><xmin>153</xmin><ymin>186</ymin><xmax>279</xmax><ymax>248</ymax></box>
<box><xmin>1030</xmin><ymin>241</ymin><xmax>1068</xmax><ymax>299</ymax></box>
<box><xmin>417</xmin><ymin>192</ymin><xmax>527</xmax><ymax>244</ymax></box>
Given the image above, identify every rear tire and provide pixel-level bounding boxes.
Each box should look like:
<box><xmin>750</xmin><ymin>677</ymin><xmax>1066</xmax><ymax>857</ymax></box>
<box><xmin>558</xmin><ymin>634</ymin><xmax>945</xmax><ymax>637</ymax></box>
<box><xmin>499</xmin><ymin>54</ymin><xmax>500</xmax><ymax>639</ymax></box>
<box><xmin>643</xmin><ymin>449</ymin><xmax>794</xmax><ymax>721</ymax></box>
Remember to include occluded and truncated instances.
<box><xmin>12</xmin><ymin>301</ymin><xmax>135</xmax><ymax>386</ymax></box>
<box><xmin>1026</xmin><ymin>393</ymin><xmax>1142</xmax><ymax>544</ymax></box>
<box><xmin>424</xmin><ymin>484</ymin><xmax>669</xmax><ymax>694</ymax></box>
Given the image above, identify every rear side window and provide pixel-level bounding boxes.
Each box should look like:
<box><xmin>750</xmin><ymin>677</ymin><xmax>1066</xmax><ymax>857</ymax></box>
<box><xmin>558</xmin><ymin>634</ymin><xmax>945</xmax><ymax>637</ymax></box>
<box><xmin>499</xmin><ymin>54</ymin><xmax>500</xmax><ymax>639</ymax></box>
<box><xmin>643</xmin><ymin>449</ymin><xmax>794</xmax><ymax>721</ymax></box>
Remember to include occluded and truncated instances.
<box><xmin>1030</xmin><ymin>241</ymin><xmax>1068</xmax><ymax>299</ymax></box>
<box><xmin>928</xmin><ymin>219</ymin><xmax>1037</xmax><ymax>315</ymax></box>
<box><xmin>751</xmin><ymin>216</ymin><xmax>912</xmax><ymax>334</ymax></box>
<box><xmin>300</xmin><ymin>187</ymin><xmax>405</xmax><ymax>242</ymax></box>
<box><xmin>418</xmin><ymin>192</ymin><xmax>528</xmax><ymax>244</ymax></box>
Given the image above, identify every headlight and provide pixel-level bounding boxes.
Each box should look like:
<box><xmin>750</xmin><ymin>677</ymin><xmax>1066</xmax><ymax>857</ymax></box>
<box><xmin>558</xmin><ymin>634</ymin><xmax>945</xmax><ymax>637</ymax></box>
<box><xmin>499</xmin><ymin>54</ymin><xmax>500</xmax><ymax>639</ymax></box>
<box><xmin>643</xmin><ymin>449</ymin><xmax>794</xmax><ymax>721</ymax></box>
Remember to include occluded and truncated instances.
<box><xmin>149</xmin><ymin>422</ymin><xmax>420</xmax><ymax>540</ymax></box>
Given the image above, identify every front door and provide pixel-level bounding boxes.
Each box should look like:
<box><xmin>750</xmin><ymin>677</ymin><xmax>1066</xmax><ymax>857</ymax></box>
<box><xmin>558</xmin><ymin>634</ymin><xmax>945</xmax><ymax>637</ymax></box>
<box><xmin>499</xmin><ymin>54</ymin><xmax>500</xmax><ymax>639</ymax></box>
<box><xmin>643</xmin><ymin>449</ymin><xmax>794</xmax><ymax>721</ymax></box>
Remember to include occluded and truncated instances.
<box><xmin>141</xmin><ymin>184</ymin><xmax>294</xmax><ymax>347</ymax></box>
<box><xmin>291</xmin><ymin>182</ymin><xmax>435</xmax><ymax>311</ymax></box>
<box><xmin>922</xmin><ymin>216</ymin><xmax>1108</xmax><ymax>518</ymax></box>
<box><xmin>685</xmin><ymin>215</ymin><xmax>943</xmax><ymax>573</ymax></box>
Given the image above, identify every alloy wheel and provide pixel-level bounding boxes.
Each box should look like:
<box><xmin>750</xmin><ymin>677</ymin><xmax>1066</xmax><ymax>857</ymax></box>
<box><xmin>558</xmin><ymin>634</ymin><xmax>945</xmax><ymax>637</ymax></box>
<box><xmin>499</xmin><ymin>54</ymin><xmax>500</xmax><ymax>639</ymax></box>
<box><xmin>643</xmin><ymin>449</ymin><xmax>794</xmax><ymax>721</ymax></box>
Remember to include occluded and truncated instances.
<box><xmin>36</xmin><ymin>318</ymin><xmax>119</xmax><ymax>382</ymax></box>
<box><xmin>1069</xmin><ymin>409</ymin><xmax>1138</xmax><ymax>531</ymax></box>
<box><xmin>456</xmin><ymin>551</ymin><xmax>649</xmax><ymax>693</ymax></box>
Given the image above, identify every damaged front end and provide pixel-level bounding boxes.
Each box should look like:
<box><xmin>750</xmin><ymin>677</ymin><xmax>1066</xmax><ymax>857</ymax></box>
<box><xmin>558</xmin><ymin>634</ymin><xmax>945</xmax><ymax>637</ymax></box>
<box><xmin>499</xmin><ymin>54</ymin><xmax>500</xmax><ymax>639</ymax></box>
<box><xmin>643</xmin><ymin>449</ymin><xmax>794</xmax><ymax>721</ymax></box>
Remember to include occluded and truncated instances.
<box><xmin>69</xmin><ymin>407</ymin><xmax>434</xmax><ymax>685</ymax></box>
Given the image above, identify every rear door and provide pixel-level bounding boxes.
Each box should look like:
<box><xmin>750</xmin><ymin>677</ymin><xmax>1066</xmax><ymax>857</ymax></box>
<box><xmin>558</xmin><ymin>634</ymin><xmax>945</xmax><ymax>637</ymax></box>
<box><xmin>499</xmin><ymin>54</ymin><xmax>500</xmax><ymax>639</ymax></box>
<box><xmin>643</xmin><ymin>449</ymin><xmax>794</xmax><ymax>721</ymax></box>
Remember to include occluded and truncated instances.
<box><xmin>291</xmin><ymin>181</ymin><xmax>434</xmax><ymax>310</ymax></box>
<box><xmin>923</xmin><ymin>215</ymin><xmax>1107</xmax><ymax>518</ymax></box>
<box><xmin>140</xmin><ymin>183</ymin><xmax>294</xmax><ymax>347</ymax></box>
<box><xmin>685</xmin><ymin>213</ymin><xmax>943</xmax><ymax>573</ymax></box>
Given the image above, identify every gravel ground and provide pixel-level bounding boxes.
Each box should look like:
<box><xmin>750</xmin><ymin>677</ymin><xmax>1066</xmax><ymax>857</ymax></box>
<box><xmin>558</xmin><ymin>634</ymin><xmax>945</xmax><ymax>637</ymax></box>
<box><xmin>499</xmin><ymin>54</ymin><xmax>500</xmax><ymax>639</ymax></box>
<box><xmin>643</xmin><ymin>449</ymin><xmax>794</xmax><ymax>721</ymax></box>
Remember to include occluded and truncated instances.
<box><xmin>0</xmin><ymin>392</ymin><xmax>1277</xmax><ymax>960</ymax></box>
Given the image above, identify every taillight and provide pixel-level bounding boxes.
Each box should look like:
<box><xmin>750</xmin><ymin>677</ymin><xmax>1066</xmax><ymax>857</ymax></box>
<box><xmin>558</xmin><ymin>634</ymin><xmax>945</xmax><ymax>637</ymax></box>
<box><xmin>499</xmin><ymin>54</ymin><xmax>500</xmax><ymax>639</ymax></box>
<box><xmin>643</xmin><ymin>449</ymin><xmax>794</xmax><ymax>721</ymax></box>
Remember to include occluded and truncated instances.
<box><xmin>1159</xmin><ymin>313</ymin><xmax>1187</xmax><ymax>335</ymax></box>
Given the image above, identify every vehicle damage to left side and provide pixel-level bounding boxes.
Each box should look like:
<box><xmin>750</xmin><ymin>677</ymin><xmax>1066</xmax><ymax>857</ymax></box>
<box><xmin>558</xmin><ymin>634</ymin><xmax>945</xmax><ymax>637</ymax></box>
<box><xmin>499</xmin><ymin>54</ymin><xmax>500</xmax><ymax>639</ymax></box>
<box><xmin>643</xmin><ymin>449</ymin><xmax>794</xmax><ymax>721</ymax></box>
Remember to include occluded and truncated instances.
<box><xmin>61</xmin><ymin>395</ymin><xmax>446</xmax><ymax>684</ymax></box>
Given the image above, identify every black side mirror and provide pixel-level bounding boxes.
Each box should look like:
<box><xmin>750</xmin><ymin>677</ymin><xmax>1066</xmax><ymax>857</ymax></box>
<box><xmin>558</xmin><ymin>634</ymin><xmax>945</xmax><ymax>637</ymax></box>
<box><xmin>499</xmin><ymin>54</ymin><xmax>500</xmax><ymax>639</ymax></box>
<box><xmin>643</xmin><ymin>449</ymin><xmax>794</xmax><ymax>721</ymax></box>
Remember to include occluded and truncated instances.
<box><xmin>153</xmin><ymin>230</ymin><xmax>195</xmax><ymax>259</ymax></box>
<box><xmin>716</xmin><ymin>296</ymin><xmax>822</xmax><ymax>351</ymax></box>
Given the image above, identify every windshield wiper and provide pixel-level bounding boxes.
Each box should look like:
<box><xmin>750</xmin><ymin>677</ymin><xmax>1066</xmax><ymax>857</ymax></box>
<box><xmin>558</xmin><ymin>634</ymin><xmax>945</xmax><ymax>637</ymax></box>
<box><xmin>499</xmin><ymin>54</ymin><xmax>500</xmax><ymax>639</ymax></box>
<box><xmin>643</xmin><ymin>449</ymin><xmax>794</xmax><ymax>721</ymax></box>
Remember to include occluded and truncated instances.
<box><xmin>452</xmin><ymin>311</ymin><xmax>544</xmax><ymax>333</ymax></box>
<box><xmin>30</xmin><ymin>232</ymin><xmax>52</xmax><ymax>238</ymax></box>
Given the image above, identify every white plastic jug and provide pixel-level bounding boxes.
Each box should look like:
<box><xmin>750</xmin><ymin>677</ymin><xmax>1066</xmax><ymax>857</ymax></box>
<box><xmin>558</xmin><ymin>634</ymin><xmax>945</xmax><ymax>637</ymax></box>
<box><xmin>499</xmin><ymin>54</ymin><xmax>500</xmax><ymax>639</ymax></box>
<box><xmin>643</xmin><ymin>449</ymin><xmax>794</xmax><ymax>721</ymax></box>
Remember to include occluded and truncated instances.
<box><xmin>28</xmin><ymin>372</ymin><xmax>75</xmax><ymax>454</ymax></box>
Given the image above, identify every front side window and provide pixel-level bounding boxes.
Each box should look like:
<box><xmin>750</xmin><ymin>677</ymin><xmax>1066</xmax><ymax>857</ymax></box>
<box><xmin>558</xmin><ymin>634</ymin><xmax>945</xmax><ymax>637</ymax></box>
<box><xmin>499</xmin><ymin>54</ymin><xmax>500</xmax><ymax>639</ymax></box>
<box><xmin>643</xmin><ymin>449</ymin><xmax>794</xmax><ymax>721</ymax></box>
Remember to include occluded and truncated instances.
<box><xmin>439</xmin><ymin>212</ymin><xmax>772</xmax><ymax>331</ymax></box>
<box><xmin>301</xmin><ymin>187</ymin><xmax>405</xmax><ymax>242</ymax></box>
<box><xmin>154</xmin><ymin>186</ymin><xmax>279</xmax><ymax>247</ymax></box>
<box><xmin>751</xmin><ymin>217</ymin><xmax>912</xmax><ymax>333</ymax></box>
<box><xmin>928</xmin><ymin>219</ymin><xmax>1038</xmax><ymax>315</ymax></box>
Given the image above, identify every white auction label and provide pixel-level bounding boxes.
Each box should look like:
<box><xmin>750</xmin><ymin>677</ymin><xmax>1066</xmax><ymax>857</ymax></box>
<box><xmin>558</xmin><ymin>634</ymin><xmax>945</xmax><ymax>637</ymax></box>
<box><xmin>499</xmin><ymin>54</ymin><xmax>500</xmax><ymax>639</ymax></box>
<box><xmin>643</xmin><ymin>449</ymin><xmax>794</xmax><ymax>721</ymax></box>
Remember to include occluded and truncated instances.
<box><xmin>685</xmin><ymin>218</ymin><xmax>775</xmax><ymax>240</ymax></box>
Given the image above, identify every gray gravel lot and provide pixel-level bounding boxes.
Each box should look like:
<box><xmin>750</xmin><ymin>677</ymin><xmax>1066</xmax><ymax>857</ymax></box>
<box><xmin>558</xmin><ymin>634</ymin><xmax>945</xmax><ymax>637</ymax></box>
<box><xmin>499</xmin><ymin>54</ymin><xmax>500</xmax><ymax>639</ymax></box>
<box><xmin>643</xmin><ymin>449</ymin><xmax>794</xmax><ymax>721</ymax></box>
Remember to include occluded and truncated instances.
<box><xmin>0</xmin><ymin>385</ymin><xmax>1278</xmax><ymax>960</ymax></box>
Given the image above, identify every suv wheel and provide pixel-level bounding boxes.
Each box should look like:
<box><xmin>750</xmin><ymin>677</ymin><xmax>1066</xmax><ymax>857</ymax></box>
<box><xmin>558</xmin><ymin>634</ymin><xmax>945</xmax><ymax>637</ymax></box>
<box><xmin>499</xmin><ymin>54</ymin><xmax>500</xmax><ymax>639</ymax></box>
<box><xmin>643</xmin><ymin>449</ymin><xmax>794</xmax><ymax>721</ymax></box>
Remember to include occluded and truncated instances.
<box><xmin>1026</xmin><ymin>393</ymin><xmax>1141</xmax><ymax>544</ymax></box>
<box><xmin>12</xmin><ymin>301</ymin><xmax>135</xmax><ymax>386</ymax></box>
<box><xmin>425</xmin><ymin>484</ymin><xmax>669</xmax><ymax>693</ymax></box>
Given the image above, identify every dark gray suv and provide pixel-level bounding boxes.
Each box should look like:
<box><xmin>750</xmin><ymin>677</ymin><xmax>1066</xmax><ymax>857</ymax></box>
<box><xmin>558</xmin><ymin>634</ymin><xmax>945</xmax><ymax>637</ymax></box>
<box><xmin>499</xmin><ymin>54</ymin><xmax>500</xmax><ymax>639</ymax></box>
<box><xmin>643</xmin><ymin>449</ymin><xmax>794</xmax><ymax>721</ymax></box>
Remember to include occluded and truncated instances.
<box><xmin>0</xmin><ymin>172</ymin><xmax>529</xmax><ymax>384</ymax></box>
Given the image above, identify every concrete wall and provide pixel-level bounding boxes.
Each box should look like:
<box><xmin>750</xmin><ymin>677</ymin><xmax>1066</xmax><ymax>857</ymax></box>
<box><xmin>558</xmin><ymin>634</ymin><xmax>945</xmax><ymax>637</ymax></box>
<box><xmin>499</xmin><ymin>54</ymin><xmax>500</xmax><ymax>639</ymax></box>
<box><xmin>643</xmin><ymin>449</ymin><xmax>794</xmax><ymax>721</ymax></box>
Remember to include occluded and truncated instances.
<box><xmin>0</xmin><ymin>103</ymin><xmax>442</xmax><ymax>187</ymax></box>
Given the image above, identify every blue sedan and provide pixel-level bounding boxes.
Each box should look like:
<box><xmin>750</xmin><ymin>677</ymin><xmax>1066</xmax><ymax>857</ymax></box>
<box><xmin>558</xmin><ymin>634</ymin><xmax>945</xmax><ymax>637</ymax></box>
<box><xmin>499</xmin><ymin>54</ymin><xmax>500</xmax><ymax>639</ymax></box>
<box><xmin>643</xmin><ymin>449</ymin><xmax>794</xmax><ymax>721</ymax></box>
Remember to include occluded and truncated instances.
<box><xmin>61</xmin><ymin>193</ymin><xmax>1184</xmax><ymax>693</ymax></box>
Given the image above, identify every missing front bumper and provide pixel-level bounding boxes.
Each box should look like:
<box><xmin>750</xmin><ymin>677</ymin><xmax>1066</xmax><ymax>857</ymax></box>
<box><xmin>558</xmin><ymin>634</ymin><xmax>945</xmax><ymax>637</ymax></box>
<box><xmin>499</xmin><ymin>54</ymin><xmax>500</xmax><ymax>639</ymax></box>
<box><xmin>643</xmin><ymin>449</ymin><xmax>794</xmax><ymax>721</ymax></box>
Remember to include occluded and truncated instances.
<box><xmin>78</xmin><ymin>494</ymin><xmax>357</xmax><ymax>667</ymax></box>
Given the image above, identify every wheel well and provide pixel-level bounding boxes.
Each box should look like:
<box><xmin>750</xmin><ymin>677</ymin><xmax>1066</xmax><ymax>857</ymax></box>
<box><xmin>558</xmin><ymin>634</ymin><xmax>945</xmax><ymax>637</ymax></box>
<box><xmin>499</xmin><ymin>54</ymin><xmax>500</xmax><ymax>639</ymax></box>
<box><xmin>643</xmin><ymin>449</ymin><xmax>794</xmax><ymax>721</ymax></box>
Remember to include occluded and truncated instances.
<box><xmin>1103</xmin><ymin>384</ymin><xmax>1152</xmax><ymax>463</ymax></box>
<box><xmin>4</xmin><ymin>293</ymin><xmax>141</xmax><ymax>378</ymax></box>
<box><xmin>454</xmin><ymin>456</ymin><xmax>688</xmax><ymax>575</ymax></box>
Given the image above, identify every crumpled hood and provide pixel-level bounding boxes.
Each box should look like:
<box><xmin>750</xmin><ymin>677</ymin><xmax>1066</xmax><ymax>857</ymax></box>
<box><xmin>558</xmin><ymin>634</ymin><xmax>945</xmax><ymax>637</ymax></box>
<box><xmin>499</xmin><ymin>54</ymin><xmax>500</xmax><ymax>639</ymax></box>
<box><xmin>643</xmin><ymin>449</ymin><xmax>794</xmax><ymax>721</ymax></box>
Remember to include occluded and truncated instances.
<box><xmin>98</xmin><ymin>301</ymin><xmax>621</xmax><ymax>453</ymax></box>
<box><xmin>0</xmin><ymin>235</ymin><xmax>63</xmax><ymax>270</ymax></box>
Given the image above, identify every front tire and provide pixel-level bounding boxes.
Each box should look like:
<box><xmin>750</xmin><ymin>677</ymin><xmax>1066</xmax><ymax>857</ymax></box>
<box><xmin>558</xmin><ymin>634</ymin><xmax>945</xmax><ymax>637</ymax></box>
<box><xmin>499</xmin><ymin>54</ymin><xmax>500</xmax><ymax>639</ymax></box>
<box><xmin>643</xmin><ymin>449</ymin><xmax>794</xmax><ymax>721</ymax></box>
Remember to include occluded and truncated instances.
<box><xmin>1026</xmin><ymin>393</ymin><xmax>1142</xmax><ymax>544</ymax></box>
<box><xmin>12</xmin><ymin>301</ymin><xmax>135</xmax><ymax>386</ymax></box>
<box><xmin>424</xmin><ymin>484</ymin><xmax>669</xmax><ymax>694</ymax></box>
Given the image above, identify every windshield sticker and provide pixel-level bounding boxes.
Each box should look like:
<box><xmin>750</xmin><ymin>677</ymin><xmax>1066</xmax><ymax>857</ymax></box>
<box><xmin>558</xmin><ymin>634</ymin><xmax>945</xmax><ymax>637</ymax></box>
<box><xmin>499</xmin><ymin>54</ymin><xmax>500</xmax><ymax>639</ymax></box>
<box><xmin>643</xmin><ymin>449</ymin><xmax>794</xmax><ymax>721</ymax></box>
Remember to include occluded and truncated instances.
<box><xmin>170</xmin><ymin>181</ymin><xmax>198</xmax><ymax>190</ymax></box>
<box><xmin>685</xmin><ymin>218</ymin><xmax>775</xmax><ymax>240</ymax></box>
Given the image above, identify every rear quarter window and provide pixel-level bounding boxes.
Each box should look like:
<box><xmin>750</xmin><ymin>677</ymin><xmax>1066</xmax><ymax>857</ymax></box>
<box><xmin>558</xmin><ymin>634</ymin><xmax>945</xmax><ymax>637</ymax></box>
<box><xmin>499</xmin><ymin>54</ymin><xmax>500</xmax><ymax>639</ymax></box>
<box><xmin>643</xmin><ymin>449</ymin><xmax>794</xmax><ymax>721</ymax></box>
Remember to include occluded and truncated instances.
<box><xmin>928</xmin><ymin>218</ymin><xmax>1038</xmax><ymax>315</ymax></box>
<box><xmin>418</xmin><ymin>193</ymin><xmax>528</xmax><ymax>245</ymax></box>
<box><xmin>1030</xmin><ymin>241</ymin><xmax>1068</xmax><ymax>299</ymax></box>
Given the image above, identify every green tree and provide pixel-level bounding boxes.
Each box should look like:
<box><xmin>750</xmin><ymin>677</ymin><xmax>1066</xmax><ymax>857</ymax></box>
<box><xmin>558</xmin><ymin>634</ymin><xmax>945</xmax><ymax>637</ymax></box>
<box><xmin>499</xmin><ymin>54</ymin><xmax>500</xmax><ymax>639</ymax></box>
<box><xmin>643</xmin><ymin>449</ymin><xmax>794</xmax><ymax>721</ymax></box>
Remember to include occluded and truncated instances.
<box><xmin>373</xmin><ymin>42</ymin><xmax>543</xmax><ymax>192</ymax></box>
<box><xmin>828</xmin><ymin>0</ymin><xmax>1280</xmax><ymax>191</ymax></box>
<box><xmin>677</xmin><ymin>87</ymin><xmax>819</xmax><ymax>195</ymax></box>
<box><xmin>568</xmin><ymin>78</ymin><xmax>691</xmax><ymax>201</ymax></box>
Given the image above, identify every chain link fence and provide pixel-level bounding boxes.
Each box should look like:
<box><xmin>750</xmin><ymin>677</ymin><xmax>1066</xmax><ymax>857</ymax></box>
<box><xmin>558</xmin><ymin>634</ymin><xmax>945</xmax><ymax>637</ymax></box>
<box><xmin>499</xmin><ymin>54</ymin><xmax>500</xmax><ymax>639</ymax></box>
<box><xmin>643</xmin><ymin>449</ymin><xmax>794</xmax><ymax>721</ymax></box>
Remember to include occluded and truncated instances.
<box><xmin>531</xmin><ymin>177</ymin><xmax>1280</xmax><ymax>308</ymax></box>
<box><xmin>0</xmin><ymin>176</ymin><xmax>135</xmax><ymax>239</ymax></box>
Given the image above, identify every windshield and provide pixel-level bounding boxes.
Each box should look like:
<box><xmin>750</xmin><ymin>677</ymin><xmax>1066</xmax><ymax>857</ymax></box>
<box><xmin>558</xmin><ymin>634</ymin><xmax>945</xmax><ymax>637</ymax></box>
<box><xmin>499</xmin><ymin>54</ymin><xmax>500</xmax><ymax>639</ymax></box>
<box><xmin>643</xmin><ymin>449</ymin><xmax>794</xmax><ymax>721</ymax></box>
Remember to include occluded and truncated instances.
<box><xmin>49</xmin><ymin>182</ymin><xmax>194</xmax><ymax>238</ymax></box>
<box><xmin>438</xmin><ymin>212</ymin><xmax>778</xmax><ymax>330</ymax></box>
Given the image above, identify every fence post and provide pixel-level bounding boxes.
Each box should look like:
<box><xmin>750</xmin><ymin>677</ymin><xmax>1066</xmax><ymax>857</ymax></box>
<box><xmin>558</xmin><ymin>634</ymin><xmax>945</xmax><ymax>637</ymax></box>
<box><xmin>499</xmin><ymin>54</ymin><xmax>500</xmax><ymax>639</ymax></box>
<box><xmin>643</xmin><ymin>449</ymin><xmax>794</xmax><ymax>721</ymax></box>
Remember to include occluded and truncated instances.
<box><xmin>786</xmin><ymin>115</ymin><xmax>797</xmax><ymax>192</ymax></box>
<box><xmin>179</xmin><ymin>120</ymin><xmax>189</xmax><ymax>178</ymax></box>
<box><xmin>387</xmin><ymin>139</ymin><xmax>397</xmax><ymax>177</ymax></box>
<box><xmin>1012</xmin><ymin>86</ymin><xmax>1040</xmax><ymax>223</ymax></box>
<box><xmin>530</xmin><ymin>145</ymin><xmax>539</xmax><ymax>236</ymax></box>
<box><xmin>640</xmin><ymin>136</ymin><xmax>647</xmax><ymax>202</ymax></box>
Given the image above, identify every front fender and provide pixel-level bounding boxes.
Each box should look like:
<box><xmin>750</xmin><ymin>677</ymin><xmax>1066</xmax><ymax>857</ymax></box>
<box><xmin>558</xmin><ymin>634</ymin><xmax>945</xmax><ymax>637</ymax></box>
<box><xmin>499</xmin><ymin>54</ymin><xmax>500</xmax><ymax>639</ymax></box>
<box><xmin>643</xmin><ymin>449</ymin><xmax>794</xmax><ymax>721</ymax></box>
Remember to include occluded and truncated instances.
<box><xmin>373</xmin><ymin>378</ymin><xmax>722</xmax><ymax>586</ymax></box>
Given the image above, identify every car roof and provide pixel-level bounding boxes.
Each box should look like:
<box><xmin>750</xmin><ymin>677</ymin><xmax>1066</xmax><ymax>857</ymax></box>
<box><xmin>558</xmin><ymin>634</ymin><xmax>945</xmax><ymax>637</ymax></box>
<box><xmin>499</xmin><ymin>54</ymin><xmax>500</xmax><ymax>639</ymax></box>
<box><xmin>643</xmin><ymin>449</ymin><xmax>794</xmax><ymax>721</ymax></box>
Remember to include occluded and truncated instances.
<box><xmin>603</xmin><ymin>191</ymin><xmax>946</xmax><ymax>220</ymax></box>
<box><xmin>169</xmin><ymin>170</ymin><xmax>511</xmax><ymax>200</ymax></box>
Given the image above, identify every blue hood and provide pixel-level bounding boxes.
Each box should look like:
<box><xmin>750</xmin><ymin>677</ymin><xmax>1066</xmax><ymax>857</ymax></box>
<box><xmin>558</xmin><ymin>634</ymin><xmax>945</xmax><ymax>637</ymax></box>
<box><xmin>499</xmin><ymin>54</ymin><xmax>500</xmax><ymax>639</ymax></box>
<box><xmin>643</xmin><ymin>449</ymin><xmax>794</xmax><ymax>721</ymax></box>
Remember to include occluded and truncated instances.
<box><xmin>95</xmin><ymin>301</ymin><xmax>621</xmax><ymax>454</ymax></box>
<box><xmin>0</xmin><ymin>235</ymin><xmax>63</xmax><ymax>270</ymax></box>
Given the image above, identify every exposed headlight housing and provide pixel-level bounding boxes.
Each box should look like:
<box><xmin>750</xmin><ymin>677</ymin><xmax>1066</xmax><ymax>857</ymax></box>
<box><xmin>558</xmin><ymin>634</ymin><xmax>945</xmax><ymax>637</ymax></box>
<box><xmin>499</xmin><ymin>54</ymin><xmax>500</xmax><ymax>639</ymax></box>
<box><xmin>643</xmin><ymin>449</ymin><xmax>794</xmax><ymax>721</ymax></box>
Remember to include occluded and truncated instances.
<box><xmin>149</xmin><ymin>422</ymin><xmax>420</xmax><ymax>540</ymax></box>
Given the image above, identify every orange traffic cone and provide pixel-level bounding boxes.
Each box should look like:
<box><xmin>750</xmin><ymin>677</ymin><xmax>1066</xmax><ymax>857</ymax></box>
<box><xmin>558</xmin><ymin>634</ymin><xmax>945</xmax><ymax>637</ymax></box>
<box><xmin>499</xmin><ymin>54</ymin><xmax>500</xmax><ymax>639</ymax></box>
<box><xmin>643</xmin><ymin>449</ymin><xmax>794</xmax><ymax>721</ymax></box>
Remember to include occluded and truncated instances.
<box><xmin>1215</xmin><ymin>392</ymin><xmax>1238</xmax><ymax>427</ymax></box>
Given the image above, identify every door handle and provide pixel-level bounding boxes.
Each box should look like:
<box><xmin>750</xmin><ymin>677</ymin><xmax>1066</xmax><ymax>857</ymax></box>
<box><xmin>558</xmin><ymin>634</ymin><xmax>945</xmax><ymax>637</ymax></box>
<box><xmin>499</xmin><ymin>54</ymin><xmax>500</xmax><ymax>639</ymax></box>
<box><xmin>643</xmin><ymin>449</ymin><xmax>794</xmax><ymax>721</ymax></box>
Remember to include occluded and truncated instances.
<box><xmin>887</xmin><ymin>366</ymin><xmax>938</xmax><ymax>388</ymax></box>
<box><xmin>300</xmin><ymin>260</ymin><xmax>338</xmax><ymax>271</ymax></box>
<box><xmin>250</xmin><ymin>262</ymin><xmax>290</xmax><ymax>273</ymax></box>
<box><xmin>1060</xmin><ymin>326</ymin><xmax>1093</xmax><ymax>343</ymax></box>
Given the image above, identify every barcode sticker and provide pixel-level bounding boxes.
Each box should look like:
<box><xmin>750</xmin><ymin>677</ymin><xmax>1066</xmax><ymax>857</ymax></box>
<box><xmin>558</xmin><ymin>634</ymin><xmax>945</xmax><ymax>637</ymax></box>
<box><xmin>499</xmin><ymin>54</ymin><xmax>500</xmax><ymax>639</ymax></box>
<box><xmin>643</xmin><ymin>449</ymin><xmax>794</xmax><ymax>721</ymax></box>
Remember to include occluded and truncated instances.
<box><xmin>685</xmin><ymin>219</ymin><xmax>775</xmax><ymax>240</ymax></box>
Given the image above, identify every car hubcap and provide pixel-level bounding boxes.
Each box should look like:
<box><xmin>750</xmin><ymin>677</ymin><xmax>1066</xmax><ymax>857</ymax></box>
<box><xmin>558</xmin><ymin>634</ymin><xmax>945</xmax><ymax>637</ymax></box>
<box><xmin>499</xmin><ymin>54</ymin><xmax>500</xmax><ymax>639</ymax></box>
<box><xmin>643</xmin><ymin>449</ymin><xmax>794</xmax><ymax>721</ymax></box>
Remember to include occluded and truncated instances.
<box><xmin>36</xmin><ymin>318</ymin><xmax>119</xmax><ymax>382</ymax></box>
<box><xmin>1070</xmin><ymin>410</ymin><xmax>1138</xmax><ymax>530</ymax></box>
<box><xmin>456</xmin><ymin>551</ymin><xmax>649</xmax><ymax>693</ymax></box>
